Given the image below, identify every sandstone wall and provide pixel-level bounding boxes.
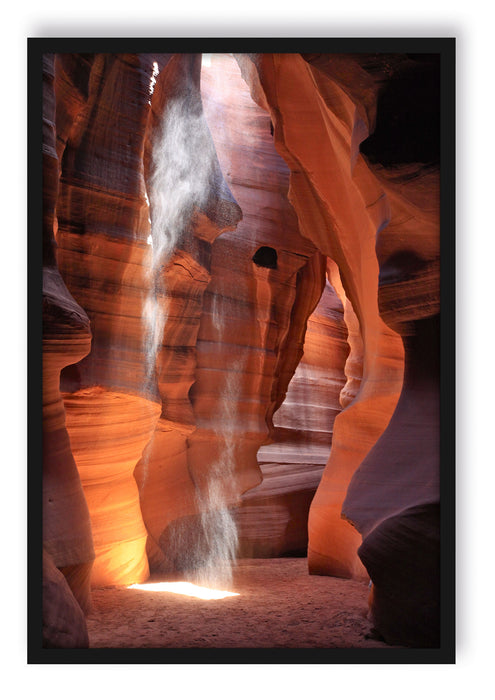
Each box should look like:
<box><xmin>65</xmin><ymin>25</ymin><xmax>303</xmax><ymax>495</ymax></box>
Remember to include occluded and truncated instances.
<box><xmin>54</xmin><ymin>54</ymin><xmax>170</xmax><ymax>586</ymax></box>
<box><xmin>236</xmin><ymin>52</ymin><xmax>440</xmax><ymax>644</ymax></box>
<box><xmin>42</xmin><ymin>54</ymin><xmax>94</xmax><ymax>636</ymax></box>
<box><xmin>197</xmin><ymin>54</ymin><xmax>332</xmax><ymax>560</ymax></box>
<box><xmin>236</xmin><ymin>53</ymin><xmax>405</xmax><ymax>579</ymax></box>
<box><xmin>235</xmin><ymin>276</ymin><xmax>349</xmax><ymax>556</ymax></box>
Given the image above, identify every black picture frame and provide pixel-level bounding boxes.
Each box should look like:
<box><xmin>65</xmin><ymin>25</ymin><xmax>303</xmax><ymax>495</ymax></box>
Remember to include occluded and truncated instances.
<box><xmin>28</xmin><ymin>37</ymin><xmax>455</xmax><ymax>664</ymax></box>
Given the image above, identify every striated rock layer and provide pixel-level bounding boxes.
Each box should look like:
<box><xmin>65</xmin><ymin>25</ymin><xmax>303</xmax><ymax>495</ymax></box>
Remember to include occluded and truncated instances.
<box><xmin>235</xmin><ymin>277</ymin><xmax>348</xmax><ymax>556</ymax></box>
<box><xmin>237</xmin><ymin>52</ymin><xmax>441</xmax><ymax>645</ymax></box>
<box><xmin>55</xmin><ymin>53</ymin><xmax>171</xmax><ymax>586</ymax></box>
<box><xmin>236</xmin><ymin>53</ymin><xmax>405</xmax><ymax>579</ymax></box>
<box><xmin>197</xmin><ymin>54</ymin><xmax>332</xmax><ymax>560</ymax></box>
<box><xmin>42</xmin><ymin>54</ymin><xmax>94</xmax><ymax>630</ymax></box>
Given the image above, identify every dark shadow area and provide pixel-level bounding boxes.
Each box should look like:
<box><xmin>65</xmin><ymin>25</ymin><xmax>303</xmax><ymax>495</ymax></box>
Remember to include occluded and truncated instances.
<box><xmin>252</xmin><ymin>246</ymin><xmax>278</xmax><ymax>269</ymax></box>
<box><xmin>360</xmin><ymin>54</ymin><xmax>440</xmax><ymax>166</ymax></box>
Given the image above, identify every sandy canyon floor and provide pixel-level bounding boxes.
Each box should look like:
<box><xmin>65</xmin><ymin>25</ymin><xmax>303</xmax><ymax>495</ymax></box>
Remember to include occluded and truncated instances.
<box><xmin>86</xmin><ymin>558</ymin><xmax>398</xmax><ymax>651</ymax></box>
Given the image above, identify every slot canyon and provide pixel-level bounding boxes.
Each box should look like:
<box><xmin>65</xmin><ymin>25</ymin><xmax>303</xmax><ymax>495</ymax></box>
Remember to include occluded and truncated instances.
<box><xmin>40</xmin><ymin>49</ymin><xmax>443</xmax><ymax>652</ymax></box>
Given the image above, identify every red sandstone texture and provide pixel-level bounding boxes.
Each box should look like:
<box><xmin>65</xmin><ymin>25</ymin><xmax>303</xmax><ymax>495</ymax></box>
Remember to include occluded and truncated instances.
<box><xmin>54</xmin><ymin>53</ymin><xmax>168</xmax><ymax>590</ymax></box>
<box><xmin>234</xmin><ymin>278</ymin><xmax>348</xmax><ymax>556</ymax></box>
<box><xmin>236</xmin><ymin>53</ymin><xmax>405</xmax><ymax>579</ymax></box>
<box><xmin>200</xmin><ymin>55</ymin><xmax>334</xmax><ymax>558</ymax></box>
<box><xmin>42</xmin><ymin>55</ymin><xmax>94</xmax><ymax>635</ymax></box>
<box><xmin>237</xmin><ymin>53</ymin><xmax>440</xmax><ymax>645</ymax></box>
<box><xmin>40</xmin><ymin>50</ymin><xmax>442</xmax><ymax>649</ymax></box>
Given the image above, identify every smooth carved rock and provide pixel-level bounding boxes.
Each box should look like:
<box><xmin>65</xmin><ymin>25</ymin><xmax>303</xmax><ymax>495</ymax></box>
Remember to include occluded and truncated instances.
<box><xmin>341</xmin><ymin>56</ymin><xmax>441</xmax><ymax>645</ymax></box>
<box><xmin>43</xmin><ymin>268</ymin><xmax>94</xmax><ymax>610</ymax></box>
<box><xmin>235</xmin><ymin>277</ymin><xmax>349</xmax><ymax>556</ymax></box>
<box><xmin>62</xmin><ymin>389</ymin><xmax>161</xmax><ymax>585</ymax></box>
<box><xmin>343</xmin><ymin>311</ymin><xmax>440</xmax><ymax>538</ymax></box>
<box><xmin>184</xmin><ymin>54</ymin><xmax>331</xmax><ymax>558</ymax></box>
<box><xmin>42</xmin><ymin>54</ymin><xmax>94</xmax><ymax>615</ymax></box>
<box><xmin>55</xmin><ymin>54</ymin><xmax>172</xmax><ymax>586</ymax></box>
<box><xmin>358</xmin><ymin>503</ymin><xmax>440</xmax><ymax>647</ymax></box>
<box><xmin>344</xmin><ymin>315</ymin><xmax>440</xmax><ymax>646</ymax></box>
<box><xmin>236</xmin><ymin>53</ymin><xmax>404</xmax><ymax>579</ymax></box>
<box><xmin>42</xmin><ymin>550</ymin><xmax>89</xmax><ymax>648</ymax></box>
<box><xmin>237</xmin><ymin>53</ymin><xmax>441</xmax><ymax>644</ymax></box>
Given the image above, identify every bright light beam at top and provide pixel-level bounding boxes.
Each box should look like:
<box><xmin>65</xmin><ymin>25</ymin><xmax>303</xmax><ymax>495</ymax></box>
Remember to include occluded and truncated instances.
<box><xmin>127</xmin><ymin>581</ymin><xmax>239</xmax><ymax>600</ymax></box>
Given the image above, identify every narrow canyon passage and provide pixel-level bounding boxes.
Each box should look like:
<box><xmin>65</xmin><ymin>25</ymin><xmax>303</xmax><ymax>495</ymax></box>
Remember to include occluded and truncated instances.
<box><xmin>39</xmin><ymin>47</ymin><xmax>447</xmax><ymax>654</ymax></box>
<box><xmin>86</xmin><ymin>559</ymin><xmax>397</xmax><ymax>649</ymax></box>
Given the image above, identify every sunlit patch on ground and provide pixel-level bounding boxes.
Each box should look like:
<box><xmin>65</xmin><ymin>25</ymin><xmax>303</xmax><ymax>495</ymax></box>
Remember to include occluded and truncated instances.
<box><xmin>127</xmin><ymin>581</ymin><xmax>240</xmax><ymax>600</ymax></box>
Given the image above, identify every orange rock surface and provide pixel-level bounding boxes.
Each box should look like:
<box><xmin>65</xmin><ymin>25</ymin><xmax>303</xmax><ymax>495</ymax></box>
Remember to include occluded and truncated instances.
<box><xmin>236</xmin><ymin>53</ymin><xmax>441</xmax><ymax>643</ymax></box>
<box><xmin>235</xmin><ymin>277</ymin><xmax>349</xmax><ymax>556</ymax></box>
<box><xmin>54</xmin><ymin>54</ymin><xmax>170</xmax><ymax>586</ymax></box>
<box><xmin>62</xmin><ymin>389</ymin><xmax>161</xmax><ymax>585</ymax></box>
<box><xmin>236</xmin><ymin>53</ymin><xmax>405</xmax><ymax>578</ymax></box>
<box><xmin>194</xmin><ymin>54</ymin><xmax>336</xmax><ymax>559</ymax></box>
<box><xmin>42</xmin><ymin>54</ymin><xmax>94</xmax><ymax>619</ymax></box>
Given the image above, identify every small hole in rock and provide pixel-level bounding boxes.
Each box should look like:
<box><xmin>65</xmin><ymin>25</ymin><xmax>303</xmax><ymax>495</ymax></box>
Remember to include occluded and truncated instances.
<box><xmin>252</xmin><ymin>246</ymin><xmax>277</xmax><ymax>270</ymax></box>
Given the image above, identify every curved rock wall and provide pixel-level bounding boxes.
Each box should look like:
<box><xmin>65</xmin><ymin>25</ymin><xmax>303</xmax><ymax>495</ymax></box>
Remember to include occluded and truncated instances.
<box><xmin>235</xmin><ymin>53</ymin><xmax>441</xmax><ymax>645</ymax></box>
<box><xmin>54</xmin><ymin>53</ymin><xmax>168</xmax><ymax>586</ymax></box>
<box><xmin>42</xmin><ymin>54</ymin><xmax>94</xmax><ymax>628</ymax></box>
<box><xmin>236</xmin><ymin>53</ymin><xmax>405</xmax><ymax>579</ymax></box>
<box><xmin>344</xmin><ymin>164</ymin><xmax>441</xmax><ymax>646</ymax></box>
<box><xmin>342</xmin><ymin>57</ymin><xmax>441</xmax><ymax>646</ymax></box>
<box><xmin>197</xmin><ymin>54</ymin><xmax>333</xmax><ymax>560</ymax></box>
<box><xmin>235</xmin><ymin>276</ymin><xmax>349</xmax><ymax>556</ymax></box>
<box><xmin>42</xmin><ymin>550</ymin><xmax>89</xmax><ymax>648</ymax></box>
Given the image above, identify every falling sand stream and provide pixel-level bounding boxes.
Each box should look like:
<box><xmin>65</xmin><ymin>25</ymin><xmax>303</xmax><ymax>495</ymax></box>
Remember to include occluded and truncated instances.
<box><xmin>140</xmin><ymin>60</ymin><xmax>243</xmax><ymax>590</ymax></box>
